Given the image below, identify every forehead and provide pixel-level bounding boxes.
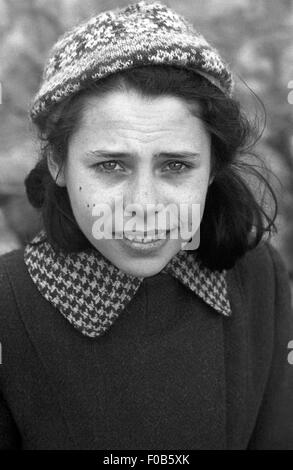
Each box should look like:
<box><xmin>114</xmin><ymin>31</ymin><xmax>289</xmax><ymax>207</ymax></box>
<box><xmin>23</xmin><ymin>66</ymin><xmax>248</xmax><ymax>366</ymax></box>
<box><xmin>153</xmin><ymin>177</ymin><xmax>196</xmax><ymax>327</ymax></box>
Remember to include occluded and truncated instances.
<box><xmin>77</xmin><ymin>89</ymin><xmax>204</xmax><ymax>135</ymax></box>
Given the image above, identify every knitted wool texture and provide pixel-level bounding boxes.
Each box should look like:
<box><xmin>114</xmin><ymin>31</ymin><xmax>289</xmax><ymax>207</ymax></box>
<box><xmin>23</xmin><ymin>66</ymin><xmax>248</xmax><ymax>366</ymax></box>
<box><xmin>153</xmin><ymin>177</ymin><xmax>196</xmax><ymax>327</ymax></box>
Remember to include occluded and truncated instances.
<box><xmin>23</xmin><ymin>230</ymin><xmax>232</xmax><ymax>338</ymax></box>
<box><xmin>29</xmin><ymin>0</ymin><xmax>234</xmax><ymax>123</ymax></box>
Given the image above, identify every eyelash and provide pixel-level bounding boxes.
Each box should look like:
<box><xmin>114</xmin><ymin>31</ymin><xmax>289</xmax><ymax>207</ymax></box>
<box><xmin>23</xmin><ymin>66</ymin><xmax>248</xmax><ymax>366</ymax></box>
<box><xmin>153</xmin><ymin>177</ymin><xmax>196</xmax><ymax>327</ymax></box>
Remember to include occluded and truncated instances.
<box><xmin>92</xmin><ymin>160</ymin><xmax>193</xmax><ymax>174</ymax></box>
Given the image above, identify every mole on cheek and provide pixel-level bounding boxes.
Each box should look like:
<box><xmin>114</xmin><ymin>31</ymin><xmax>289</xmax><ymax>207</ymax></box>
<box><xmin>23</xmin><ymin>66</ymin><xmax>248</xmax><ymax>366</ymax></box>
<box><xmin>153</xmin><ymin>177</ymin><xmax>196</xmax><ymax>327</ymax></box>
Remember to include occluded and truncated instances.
<box><xmin>79</xmin><ymin>186</ymin><xmax>82</xmax><ymax>191</ymax></box>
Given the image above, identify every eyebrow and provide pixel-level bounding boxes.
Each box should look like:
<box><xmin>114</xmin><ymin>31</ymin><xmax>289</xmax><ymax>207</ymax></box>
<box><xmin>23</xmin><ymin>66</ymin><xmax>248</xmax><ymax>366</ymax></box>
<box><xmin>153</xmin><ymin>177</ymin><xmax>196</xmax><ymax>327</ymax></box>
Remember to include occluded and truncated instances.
<box><xmin>85</xmin><ymin>150</ymin><xmax>201</xmax><ymax>159</ymax></box>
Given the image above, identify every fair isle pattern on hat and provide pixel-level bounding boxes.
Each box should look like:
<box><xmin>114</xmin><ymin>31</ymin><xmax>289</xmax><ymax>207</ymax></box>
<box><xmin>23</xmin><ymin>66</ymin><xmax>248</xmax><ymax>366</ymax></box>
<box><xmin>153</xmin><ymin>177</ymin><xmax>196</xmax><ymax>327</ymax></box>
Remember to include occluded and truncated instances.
<box><xmin>30</xmin><ymin>0</ymin><xmax>234</xmax><ymax>123</ymax></box>
<box><xmin>23</xmin><ymin>230</ymin><xmax>232</xmax><ymax>339</ymax></box>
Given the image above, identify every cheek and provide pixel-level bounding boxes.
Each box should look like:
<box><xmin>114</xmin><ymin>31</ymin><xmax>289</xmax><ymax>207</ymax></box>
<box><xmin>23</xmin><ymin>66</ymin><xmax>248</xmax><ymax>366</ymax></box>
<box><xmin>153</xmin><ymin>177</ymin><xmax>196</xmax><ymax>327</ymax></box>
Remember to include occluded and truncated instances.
<box><xmin>66</xmin><ymin>179</ymin><xmax>126</xmax><ymax>236</ymax></box>
<box><xmin>65</xmin><ymin>165</ymin><xmax>105</xmax><ymax>208</ymax></box>
<box><xmin>170</xmin><ymin>175</ymin><xmax>210</xmax><ymax>205</ymax></box>
<box><xmin>169</xmin><ymin>176</ymin><xmax>210</xmax><ymax>230</ymax></box>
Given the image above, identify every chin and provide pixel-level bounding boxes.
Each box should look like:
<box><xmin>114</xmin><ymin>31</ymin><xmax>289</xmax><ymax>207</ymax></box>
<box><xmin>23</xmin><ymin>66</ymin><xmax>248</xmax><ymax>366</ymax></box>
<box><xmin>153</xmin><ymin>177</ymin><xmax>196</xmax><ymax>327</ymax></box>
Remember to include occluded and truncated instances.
<box><xmin>117</xmin><ymin>260</ymin><xmax>168</xmax><ymax>278</ymax></box>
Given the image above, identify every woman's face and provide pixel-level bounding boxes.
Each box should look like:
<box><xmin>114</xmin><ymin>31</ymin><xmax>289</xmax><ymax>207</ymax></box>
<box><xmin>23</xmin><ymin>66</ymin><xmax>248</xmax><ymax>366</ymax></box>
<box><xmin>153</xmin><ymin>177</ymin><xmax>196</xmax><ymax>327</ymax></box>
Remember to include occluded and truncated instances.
<box><xmin>51</xmin><ymin>88</ymin><xmax>213</xmax><ymax>277</ymax></box>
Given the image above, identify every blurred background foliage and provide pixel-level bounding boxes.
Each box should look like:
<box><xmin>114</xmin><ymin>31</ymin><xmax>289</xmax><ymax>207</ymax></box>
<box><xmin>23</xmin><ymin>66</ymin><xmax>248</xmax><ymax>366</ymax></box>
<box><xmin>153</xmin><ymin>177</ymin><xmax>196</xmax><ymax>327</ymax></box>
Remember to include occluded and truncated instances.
<box><xmin>0</xmin><ymin>0</ymin><xmax>292</xmax><ymax>284</ymax></box>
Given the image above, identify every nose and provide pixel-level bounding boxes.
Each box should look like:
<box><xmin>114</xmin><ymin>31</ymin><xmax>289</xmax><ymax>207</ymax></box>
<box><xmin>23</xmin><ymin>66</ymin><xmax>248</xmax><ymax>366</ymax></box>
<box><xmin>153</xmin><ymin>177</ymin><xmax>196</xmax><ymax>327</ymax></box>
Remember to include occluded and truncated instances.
<box><xmin>125</xmin><ymin>170</ymin><xmax>161</xmax><ymax>223</ymax></box>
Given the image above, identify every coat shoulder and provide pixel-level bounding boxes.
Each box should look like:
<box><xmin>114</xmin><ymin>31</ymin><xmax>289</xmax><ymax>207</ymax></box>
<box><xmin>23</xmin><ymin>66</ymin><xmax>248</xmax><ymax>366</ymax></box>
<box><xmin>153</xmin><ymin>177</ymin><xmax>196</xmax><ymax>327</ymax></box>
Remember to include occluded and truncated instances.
<box><xmin>0</xmin><ymin>247</ymin><xmax>26</xmax><ymax>300</ymax></box>
<box><xmin>229</xmin><ymin>240</ymin><xmax>291</xmax><ymax>304</ymax></box>
<box><xmin>0</xmin><ymin>247</ymin><xmax>29</xmax><ymax>334</ymax></box>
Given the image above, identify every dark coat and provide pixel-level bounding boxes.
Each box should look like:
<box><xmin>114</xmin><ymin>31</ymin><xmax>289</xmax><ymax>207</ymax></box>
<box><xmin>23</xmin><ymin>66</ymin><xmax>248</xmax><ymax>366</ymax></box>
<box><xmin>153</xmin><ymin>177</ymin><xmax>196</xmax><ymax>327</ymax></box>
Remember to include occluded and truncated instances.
<box><xmin>0</xmin><ymin>241</ymin><xmax>293</xmax><ymax>450</ymax></box>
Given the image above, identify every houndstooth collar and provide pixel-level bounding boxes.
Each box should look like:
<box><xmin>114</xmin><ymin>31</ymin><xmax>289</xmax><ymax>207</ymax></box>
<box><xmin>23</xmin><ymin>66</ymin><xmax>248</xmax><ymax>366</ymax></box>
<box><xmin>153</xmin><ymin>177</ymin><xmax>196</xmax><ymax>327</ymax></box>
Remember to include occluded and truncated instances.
<box><xmin>23</xmin><ymin>230</ymin><xmax>232</xmax><ymax>338</ymax></box>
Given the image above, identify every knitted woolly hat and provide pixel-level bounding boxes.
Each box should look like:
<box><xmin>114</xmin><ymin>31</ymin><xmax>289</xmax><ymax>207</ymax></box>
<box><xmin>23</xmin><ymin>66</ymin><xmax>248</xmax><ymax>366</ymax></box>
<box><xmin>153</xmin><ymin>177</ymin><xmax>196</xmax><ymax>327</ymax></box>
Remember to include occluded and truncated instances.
<box><xmin>29</xmin><ymin>0</ymin><xmax>234</xmax><ymax>124</ymax></box>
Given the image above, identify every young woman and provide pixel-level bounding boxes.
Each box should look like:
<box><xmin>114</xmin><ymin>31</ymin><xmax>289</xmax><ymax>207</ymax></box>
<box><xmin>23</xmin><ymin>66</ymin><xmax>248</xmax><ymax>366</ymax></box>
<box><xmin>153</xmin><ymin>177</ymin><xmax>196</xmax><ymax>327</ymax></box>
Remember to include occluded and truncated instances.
<box><xmin>0</xmin><ymin>0</ymin><xmax>293</xmax><ymax>450</ymax></box>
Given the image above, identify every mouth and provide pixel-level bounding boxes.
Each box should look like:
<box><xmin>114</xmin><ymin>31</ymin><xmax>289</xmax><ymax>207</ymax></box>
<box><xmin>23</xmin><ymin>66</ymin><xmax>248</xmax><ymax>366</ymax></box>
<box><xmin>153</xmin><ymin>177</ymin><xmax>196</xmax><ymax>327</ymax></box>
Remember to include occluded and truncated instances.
<box><xmin>119</xmin><ymin>229</ymin><xmax>171</xmax><ymax>253</ymax></box>
<box><xmin>123</xmin><ymin>230</ymin><xmax>170</xmax><ymax>244</ymax></box>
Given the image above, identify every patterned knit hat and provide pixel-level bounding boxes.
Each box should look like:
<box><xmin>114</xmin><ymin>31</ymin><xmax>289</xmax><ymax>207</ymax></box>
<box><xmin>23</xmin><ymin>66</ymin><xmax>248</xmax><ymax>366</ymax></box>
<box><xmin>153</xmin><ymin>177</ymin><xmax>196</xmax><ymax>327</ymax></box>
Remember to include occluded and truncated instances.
<box><xmin>29</xmin><ymin>0</ymin><xmax>234</xmax><ymax>124</ymax></box>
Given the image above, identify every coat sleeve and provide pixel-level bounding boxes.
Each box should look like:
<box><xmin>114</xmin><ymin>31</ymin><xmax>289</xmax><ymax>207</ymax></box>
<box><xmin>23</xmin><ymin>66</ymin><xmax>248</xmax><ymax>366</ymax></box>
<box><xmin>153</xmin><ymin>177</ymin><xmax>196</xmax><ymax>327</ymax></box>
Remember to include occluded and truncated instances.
<box><xmin>0</xmin><ymin>253</ymin><xmax>22</xmax><ymax>449</ymax></box>
<box><xmin>247</xmin><ymin>243</ymin><xmax>293</xmax><ymax>449</ymax></box>
<box><xmin>0</xmin><ymin>390</ymin><xmax>21</xmax><ymax>449</ymax></box>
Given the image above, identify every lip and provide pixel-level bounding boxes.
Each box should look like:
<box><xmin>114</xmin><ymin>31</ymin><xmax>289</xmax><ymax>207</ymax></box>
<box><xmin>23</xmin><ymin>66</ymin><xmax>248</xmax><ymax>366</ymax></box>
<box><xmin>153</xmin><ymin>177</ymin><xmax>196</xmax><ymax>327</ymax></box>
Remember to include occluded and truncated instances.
<box><xmin>121</xmin><ymin>230</ymin><xmax>170</xmax><ymax>253</ymax></box>
<box><xmin>113</xmin><ymin>229</ymin><xmax>171</xmax><ymax>237</ymax></box>
<box><xmin>124</xmin><ymin>230</ymin><xmax>168</xmax><ymax>239</ymax></box>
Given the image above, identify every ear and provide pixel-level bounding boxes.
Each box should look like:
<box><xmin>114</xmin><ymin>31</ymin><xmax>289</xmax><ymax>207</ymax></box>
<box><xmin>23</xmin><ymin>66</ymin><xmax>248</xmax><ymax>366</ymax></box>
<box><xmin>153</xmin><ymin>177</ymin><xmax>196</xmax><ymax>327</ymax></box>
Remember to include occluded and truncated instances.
<box><xmin>47</xmin><ymin>153</ymin><xmax>66</xmax><ymax>187</ymax></box>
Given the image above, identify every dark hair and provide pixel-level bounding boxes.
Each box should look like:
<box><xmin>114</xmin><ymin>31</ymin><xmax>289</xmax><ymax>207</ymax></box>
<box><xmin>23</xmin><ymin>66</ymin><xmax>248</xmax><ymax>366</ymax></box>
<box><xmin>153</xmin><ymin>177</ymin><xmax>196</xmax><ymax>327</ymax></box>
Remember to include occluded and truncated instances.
<box><xmin>25</xmin><ymin>64</ymin><xmax>278</xmax><ymax>270</ymax></box>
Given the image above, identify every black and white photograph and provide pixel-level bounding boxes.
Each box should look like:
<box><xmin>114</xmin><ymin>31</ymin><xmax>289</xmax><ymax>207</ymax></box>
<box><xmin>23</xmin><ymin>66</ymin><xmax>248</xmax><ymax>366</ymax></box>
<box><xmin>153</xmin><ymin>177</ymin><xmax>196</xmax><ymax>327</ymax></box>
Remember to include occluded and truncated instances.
<box><xmin>0</xmin><ymin>0</ymin><xmax>293</xmax><ymax>453</ymax></box>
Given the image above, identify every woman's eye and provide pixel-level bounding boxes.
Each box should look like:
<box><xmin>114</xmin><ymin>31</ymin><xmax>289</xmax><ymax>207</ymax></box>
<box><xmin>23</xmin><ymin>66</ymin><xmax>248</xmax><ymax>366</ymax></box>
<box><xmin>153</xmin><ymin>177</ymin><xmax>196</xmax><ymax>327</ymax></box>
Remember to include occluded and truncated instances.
<box><xmin>92</xmin><ymin>160</ymin><xmax>191</xmax><ymax>174</ymax></box>
<box><xmin>164</xmin><ymin>161</ymin><xmax>189</xmax><ymax>172</ymax></box>
<box><xmin>93</xmin><ymin>161</ymin><xmax>124</xmax><ymax>172</ymax></box>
